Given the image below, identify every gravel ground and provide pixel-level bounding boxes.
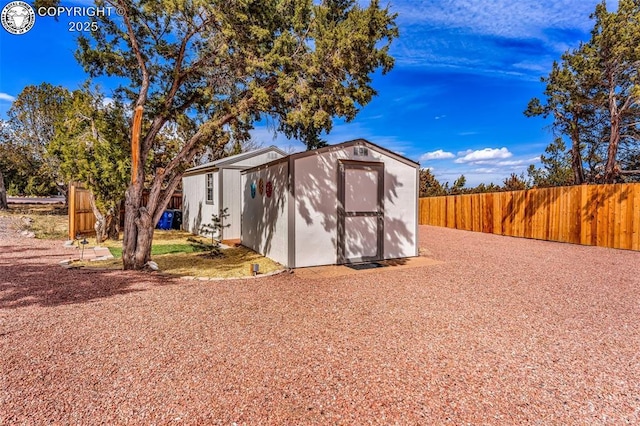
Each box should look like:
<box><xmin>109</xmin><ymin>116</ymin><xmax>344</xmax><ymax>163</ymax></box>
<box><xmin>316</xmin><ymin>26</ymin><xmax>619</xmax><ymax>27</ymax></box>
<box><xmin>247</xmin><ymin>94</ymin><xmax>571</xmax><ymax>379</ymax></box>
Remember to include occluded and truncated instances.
<box><xmin>1</xmin><ymin>220</ymin><xmax>639</xmax><ymax>424</ymax></box>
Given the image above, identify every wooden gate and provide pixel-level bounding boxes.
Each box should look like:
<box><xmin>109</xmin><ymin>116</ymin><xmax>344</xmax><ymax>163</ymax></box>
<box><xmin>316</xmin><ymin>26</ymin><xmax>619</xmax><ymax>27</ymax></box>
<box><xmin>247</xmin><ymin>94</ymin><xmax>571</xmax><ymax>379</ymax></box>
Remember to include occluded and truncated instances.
<box><xmin>68</xmin><ymin>183</ymin><xmax>96</xmax><ymax>240</ymax></box>
<box><xmin>69</xmin><ymin>182</ymin><xmax>184</xmax><ymax>240</ymax></box>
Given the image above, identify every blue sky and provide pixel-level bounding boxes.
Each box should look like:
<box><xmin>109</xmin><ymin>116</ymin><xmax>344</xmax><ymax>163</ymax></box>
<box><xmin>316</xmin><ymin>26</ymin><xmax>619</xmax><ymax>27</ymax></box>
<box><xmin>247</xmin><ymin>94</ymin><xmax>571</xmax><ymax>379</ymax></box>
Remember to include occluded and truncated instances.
<box><xmin>0</xmin><ymin>0</ymin><xmax>617</xmax><ymax>186</ymax></box>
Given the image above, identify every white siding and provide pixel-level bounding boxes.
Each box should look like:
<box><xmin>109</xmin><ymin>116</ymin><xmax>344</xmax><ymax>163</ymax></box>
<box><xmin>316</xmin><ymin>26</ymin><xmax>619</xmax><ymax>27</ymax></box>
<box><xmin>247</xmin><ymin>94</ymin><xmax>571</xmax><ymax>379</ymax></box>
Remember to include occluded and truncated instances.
<box><xmin>293</xmin><ymin>145</ymin><xmax>417</xmax><ymax>267</ymax></box>
<box><xmin>241</xmin><ymin>161</ymin><xmax>289</xmax><ymax>266</ymax></box>
<box><xmin>293</xmin><ymin>152</ymin><xmax>340</xmax><ymax>268</ymax></box>
<box><xmin>220</xmin><ymin>168</ymin><xmax>242</xmax><ymax>239</ymax></box>
<box><xmin>182</xmin><ymin>171</ymin><xmax>220</xmax><ymax>237</ymax></box>
<box><xmin>182</xmin><ymin>148</ymin><xmax>285</xmax><ymax>240</ymax></box>
<box><xmin>380</xmin><ymin>154</ymin><xmax>418</xmax><ymax>260</ymax></box>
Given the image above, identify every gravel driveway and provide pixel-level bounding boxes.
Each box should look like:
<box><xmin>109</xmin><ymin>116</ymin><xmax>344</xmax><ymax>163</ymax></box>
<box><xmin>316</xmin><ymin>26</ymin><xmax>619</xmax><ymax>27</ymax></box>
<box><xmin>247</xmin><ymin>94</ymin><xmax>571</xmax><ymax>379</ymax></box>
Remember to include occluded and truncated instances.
<box><xmin>1</xmin><ymin>223</ymin><xmax>639</xmax><ymax>424</ymax></box>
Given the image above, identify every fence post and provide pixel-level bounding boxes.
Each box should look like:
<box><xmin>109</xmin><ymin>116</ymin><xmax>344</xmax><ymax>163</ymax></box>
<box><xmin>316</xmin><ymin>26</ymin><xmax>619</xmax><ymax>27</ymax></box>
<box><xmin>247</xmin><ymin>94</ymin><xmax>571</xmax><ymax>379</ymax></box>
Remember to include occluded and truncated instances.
<box><xmin>68</xmin><ymin>182</ymin><xmax>76</xmax><ymax>240</ymax></box>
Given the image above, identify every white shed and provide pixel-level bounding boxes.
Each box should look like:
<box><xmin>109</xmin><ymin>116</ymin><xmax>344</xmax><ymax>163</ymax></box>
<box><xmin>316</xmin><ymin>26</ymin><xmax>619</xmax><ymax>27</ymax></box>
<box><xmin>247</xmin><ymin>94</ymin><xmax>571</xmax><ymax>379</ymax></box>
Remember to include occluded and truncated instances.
<box><xmin>182</xmin><ymin>146</ymin><xmax>286</xmax><ymax>240</ymax></box>
<box><xmin>241</xmin><ymin>139</ymin><xmax>419</xmax><ymax>268</ymax></box>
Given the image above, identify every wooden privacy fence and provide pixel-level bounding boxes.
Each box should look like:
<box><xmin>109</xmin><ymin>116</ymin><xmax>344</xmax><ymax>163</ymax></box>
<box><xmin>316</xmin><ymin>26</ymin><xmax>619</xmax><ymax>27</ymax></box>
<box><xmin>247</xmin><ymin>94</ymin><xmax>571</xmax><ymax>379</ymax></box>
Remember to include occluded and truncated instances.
<box><xmin>68</xmin><ymin>182</ymin><xmax>183</xmax><ymax>240</ymax></box>
<box><xmin>419</xmin><ymin>183</ymin><xmax>640</xmax><ymax>251</ymax></box>
<box><xmin>68</xmin><ymin>183</ymin><xmax>96</xmax><ymax>239</ymax></box>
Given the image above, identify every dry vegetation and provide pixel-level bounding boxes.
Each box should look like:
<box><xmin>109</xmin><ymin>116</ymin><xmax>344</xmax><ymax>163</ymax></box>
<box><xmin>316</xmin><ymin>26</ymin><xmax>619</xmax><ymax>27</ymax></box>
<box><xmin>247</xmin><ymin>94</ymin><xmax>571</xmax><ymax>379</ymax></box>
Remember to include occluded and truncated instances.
<box><xmin>81</xmin><ymin>246</ymin><xmax>282</xmax><ymax>278</ymax></box>
<box><xmin>0</xmin><ymin>204</ymin><xmax>68</xmax><ymax>239</ymax></box>
<box><xmin>2</xmin><ymin>204</ymin><xmax>282</xmax><ymax>279</ymax></box>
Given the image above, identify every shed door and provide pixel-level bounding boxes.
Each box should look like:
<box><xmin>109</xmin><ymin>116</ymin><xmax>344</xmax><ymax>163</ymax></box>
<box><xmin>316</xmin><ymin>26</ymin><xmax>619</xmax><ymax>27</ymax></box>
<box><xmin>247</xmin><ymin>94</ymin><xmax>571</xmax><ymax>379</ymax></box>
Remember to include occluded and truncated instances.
<box><xmin>337</xmin><ymin>161</ymin><xmax>384</xmax><ymax>264</ymax></box>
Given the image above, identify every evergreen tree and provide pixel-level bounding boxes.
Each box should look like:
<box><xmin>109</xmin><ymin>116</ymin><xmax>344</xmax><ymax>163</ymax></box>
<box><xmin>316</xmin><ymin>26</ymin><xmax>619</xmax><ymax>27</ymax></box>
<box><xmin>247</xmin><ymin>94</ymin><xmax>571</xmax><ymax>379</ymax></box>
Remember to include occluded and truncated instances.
<box><xmin>68</xmin><ymin>0</ymin><xmax>397</xmax><ymax>269</ymax></box>
<box><xmin>49</xmin><ymin>85</ymin><xmax>130</xmax><ymax>243</ymax></box>
<box><xmin>418</xmin><ymin>168</ymin><xmax>446</xmax><ymax>197</ymax></box>
<box><xmin>526</xmin><ymin>0</ymin><xmax>640</xmax><ymax>184</ymax></box>
<box><xmin>502</xmin><ymin>173</ymin><xmax>529</xmax><ymax>191</ymax></box>
<box><xmin>4</xmin><ymin>83</ymin><xmax>70</xmax><ymax>196</ymax></box>
<box><xmin>527</xmin><ymin>138</ymin><xmax>574</xmax><ymax>187</ymax></box>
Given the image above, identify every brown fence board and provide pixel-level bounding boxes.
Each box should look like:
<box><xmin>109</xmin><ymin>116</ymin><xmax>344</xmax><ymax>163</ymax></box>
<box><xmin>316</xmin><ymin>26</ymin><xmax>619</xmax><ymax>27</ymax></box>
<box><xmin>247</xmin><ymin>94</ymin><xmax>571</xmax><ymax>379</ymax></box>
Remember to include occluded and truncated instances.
<box><xmin>68</xmin><ymin>183</ymin><xmax>96</xmax><ymax>240</ymax></box>
<box><xmin>631</xmin><ymin>185</ymin><xmax>640</xmax><ymax>250</ymax></box>
<box><xmin>68</xmin><ymin>183</ymin><xmax>183</xmax><ymax>240</ymax></box>
<box><xmin>419</xmin><ymin>183</ymin><xmax>640</xmax><ymax>251</ymax></box>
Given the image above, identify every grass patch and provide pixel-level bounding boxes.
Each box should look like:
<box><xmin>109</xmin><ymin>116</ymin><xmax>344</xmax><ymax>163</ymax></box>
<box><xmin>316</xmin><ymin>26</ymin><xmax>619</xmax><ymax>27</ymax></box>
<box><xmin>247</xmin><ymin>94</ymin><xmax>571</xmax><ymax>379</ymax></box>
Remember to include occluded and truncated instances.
<box><xmin>108</xmin><ymin>243</ymin><xmax>198</xmax><ymax>258</ymax></box>
<box><xmin>76</xmin><ymin>229</ymin><xmax>282</xmax><ymax>278</ymax></box>
<box><xmin>156</xmin><ymin>247</ymin><xmax>281</xmax><ymax>278</ymax></box>
<box><xmin>80</xmin><ymin>246</ymin><xmax>282</xmax><ymax>279</ymax></box>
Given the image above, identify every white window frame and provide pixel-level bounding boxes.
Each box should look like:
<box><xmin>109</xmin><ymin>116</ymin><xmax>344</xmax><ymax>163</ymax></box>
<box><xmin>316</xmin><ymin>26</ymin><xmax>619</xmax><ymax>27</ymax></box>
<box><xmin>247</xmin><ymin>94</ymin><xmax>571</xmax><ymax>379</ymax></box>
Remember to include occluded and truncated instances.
<box><xmin>206</xmin><ymin>173</ymin><xmax>214</xmax><ymax>204</ymax></box>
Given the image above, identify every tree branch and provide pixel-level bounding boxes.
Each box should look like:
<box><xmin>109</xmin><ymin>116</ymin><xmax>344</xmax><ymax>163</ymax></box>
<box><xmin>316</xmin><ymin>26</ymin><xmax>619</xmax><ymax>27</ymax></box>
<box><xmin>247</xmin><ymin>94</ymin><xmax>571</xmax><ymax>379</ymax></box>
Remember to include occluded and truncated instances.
<box><xmin>117</xmin><ymin>0</ymin><xmax>150</xmax><ymax>107</ymax></box>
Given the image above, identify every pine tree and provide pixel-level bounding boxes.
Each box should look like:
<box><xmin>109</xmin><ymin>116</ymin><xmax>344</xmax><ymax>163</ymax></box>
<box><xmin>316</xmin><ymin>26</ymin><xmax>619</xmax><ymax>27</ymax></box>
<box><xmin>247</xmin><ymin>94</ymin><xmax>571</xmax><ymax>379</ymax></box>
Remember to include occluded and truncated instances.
<box><xmin>67</xmin><ymin>0</ymin><xmax>398</xmax><ymax>269</ymax></box>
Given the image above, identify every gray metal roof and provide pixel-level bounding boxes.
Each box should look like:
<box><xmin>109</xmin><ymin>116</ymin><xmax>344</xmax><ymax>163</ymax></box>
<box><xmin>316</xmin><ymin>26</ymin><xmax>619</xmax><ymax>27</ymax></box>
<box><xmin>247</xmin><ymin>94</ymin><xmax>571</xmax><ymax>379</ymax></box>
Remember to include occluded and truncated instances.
<box><xmin>184</xmin><ymin>145</ymin><xmax>287</xmax><ymax>174</ymax></box>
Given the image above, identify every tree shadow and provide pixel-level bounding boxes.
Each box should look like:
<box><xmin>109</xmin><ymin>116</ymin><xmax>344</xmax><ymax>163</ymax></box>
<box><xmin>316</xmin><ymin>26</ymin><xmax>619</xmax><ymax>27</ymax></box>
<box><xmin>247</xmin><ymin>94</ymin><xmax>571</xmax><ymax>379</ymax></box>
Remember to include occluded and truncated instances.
<box><xmin>0</xmin><ymin>254</ymin><xmax>178</xmax><ymax>309</ymax></box>
<box><xmin>242</xmin><ymin>140</ymin><xmax>417</xmax><ymax>267</ymax></box>
<box><xmin>181</xmin><ymin>198</ymin><xmax>203</xmax><ymax>234</ymax></box>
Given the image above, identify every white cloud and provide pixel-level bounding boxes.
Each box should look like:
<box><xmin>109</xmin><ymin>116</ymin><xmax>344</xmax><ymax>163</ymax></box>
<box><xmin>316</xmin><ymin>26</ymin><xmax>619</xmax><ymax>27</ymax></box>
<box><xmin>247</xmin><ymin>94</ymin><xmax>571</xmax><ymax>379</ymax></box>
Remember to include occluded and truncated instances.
<box><xmin>0</xmin><ymin>93</ymin><xmax>15</xmax><ymax>102</ymax></box>
<box><xmin>469</xmin><ymin>156</ymin><xmax>540</xmax><ymax>167</ymax></box>
<box><xmin>420</xmin><ymin>149</ymin><xmax>455</xmax><ymax>161</ymax></box>
<box><xmin>102</xmin><ymin>97</ymin><xmax>115</xmax><ymax>108</ymax></box>
<box><xmin>389</xmin><ymin>0</ymin><xmax>619</xmax><ymax>77</ymax></box>
<box><xmin>391</xmin><ymin>0</ymin><xmax>615</xmax><ymax>39</ymax></box>
<box><xmin>455</xmin><ymin>147</ymin><xmax>513</xmax><ymax>163</ymax></box>
<box><xmin>470</xmin><ymin>167</ymin><xmax>500</xmax><ymax>174</ymax></box>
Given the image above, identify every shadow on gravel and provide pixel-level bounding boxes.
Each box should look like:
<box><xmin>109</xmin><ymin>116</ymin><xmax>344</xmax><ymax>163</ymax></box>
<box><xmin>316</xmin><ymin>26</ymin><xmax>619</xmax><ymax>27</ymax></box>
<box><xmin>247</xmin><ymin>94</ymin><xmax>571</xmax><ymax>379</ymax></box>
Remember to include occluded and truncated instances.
<box><xmin>0</xmin><ymin>262</ymin><xmax>177</xmax><ymax>309</ymax></box>
<box><xmin>0</xmin><ymin>246</ymin><xmax>51</xmax><ymax>255</ymax></box>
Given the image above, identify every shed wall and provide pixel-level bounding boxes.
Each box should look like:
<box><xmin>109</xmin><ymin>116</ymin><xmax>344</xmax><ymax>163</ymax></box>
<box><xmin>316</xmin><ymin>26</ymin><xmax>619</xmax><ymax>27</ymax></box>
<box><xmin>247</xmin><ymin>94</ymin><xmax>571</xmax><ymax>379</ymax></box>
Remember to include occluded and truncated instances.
<box><xmin>293</xmin><ymin>146</ymin><xmax>417</xmax><ymax>268</ymax></box>
<box><xmin>220</xmin><ymin>168</ymin><xmax>242</xmax><ymax>239</ymax></box>
<box><xmin>182</xmin><ymin>148</ymin><xmax>284</xmax><ymax>239</ymax></box>
<box><xmin>241</xmin><ymin>162</ymin><xmax>290</xmax><ymax>266</ymax></box>
<box><xmin>182</xmin><ymin>172</ymin><xmax>220</xmax><ymax>237</ymax></box>
<box><xmin>380</xmin><ymin>154</ymin><xmax>418</xmax><ymax>259</ymax></box>
<box><xmin>293</xmin><ymin>153</ymin><xmax>339</xmax><ymax>268</ymax></box>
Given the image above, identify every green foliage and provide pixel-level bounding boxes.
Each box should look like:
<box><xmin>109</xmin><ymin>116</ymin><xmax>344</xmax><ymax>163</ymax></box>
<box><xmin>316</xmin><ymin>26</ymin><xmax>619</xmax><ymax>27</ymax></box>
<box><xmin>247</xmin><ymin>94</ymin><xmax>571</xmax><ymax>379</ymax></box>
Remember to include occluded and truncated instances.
<box><xmin>1</xmin><ymin>83</ymin><xmax>70</xmax><ymax>196</ymax></box>
<box><xmin>71</xmin><ymin>0</ymin><xmax>397</xmax><ymax>268</ymax></box>
<box><xmin>527</xmin><ymin>138</ymin><xmax>574</xmax><ymax>187</ymax></box>
<box><xmin>109</xmin><ymin>243</ymin><xmax>198</xmax><ymax>258</ymax></box>
<box><xmin>75</xmin><ymin>0</ymin><xmax>397</xmax><ymax>153</ymax></box>
<box><xmin>419</xmin><ymin>168</ymin><xmax>447</xmax><ymax>197</ymax></box>
<box><xmin>526</xmin><ymin>0</ymin><xmax>640</xmax><ymax>184</ymax></box>
<box><xmin>468</xmin><ymin>182</ymin><xmax>502</xmax><ymax>193</ymax></box>
<box><xmin>449</xmin><ymin>175</ymin><xmax>467</xmax><ymax>195</ymax></box>
<box><xmin>49</xmin><ymin>84</ymin><xmax>130</xmax><ymax>216</ymax></box>
<box><xmin>419</xmin><ymin>168</ymin><xmax>531</xmax><ymax>196</ymax></box>
<box><xmin>502</xmin><ymin>173</ymin><xmax>529</xmax><ymax>191</ymax></box>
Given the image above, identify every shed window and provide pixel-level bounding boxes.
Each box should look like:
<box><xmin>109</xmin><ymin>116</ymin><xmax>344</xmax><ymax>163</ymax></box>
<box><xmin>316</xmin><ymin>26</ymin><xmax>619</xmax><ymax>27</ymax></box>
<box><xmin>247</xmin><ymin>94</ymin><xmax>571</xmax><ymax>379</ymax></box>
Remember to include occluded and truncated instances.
<box><xmin>206</xmin><ymin>173</ymin><xmax>214</xmax><ymax>204</ymax></box>
<box><xmin>354</xmin><ymin>146</ymin><xmax>369</xmax><ymax>156</ymax></box>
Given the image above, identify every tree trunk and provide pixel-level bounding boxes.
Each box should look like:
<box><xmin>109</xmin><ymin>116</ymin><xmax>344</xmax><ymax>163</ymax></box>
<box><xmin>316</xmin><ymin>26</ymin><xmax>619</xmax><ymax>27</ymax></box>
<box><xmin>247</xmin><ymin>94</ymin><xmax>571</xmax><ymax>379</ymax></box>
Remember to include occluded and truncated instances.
<box><xmin>570</xmin><ymin>124</ymin><xmax>585</xmax><ymax>185</ymax></box>
<box><xmin>604</xmin><ymin>113</ymin><xmax>621</xmax><ymax>183</ymax></box>
<box><xmin>571</xmin><ymin>143</ymin><xmax>585</xmax><ymax>184</ymax></box>
<box><xmin>0</xmin><ymin>170</ymin><xmax>7</xmax><ymax>210</ymax></box>
<box><xmin>122</xmin><ymin>184</ymin><xmax>154</xmax><ymax>270</ymax></box>
<box><xmin>88</xmin><ymin>192</ymin><xmax>106</xmax><ymax>245</ymax></box>
<box><xmin>105</xmin><ymin>207</ymin><xmax>120</xmax><ymax>240</ymax></box>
